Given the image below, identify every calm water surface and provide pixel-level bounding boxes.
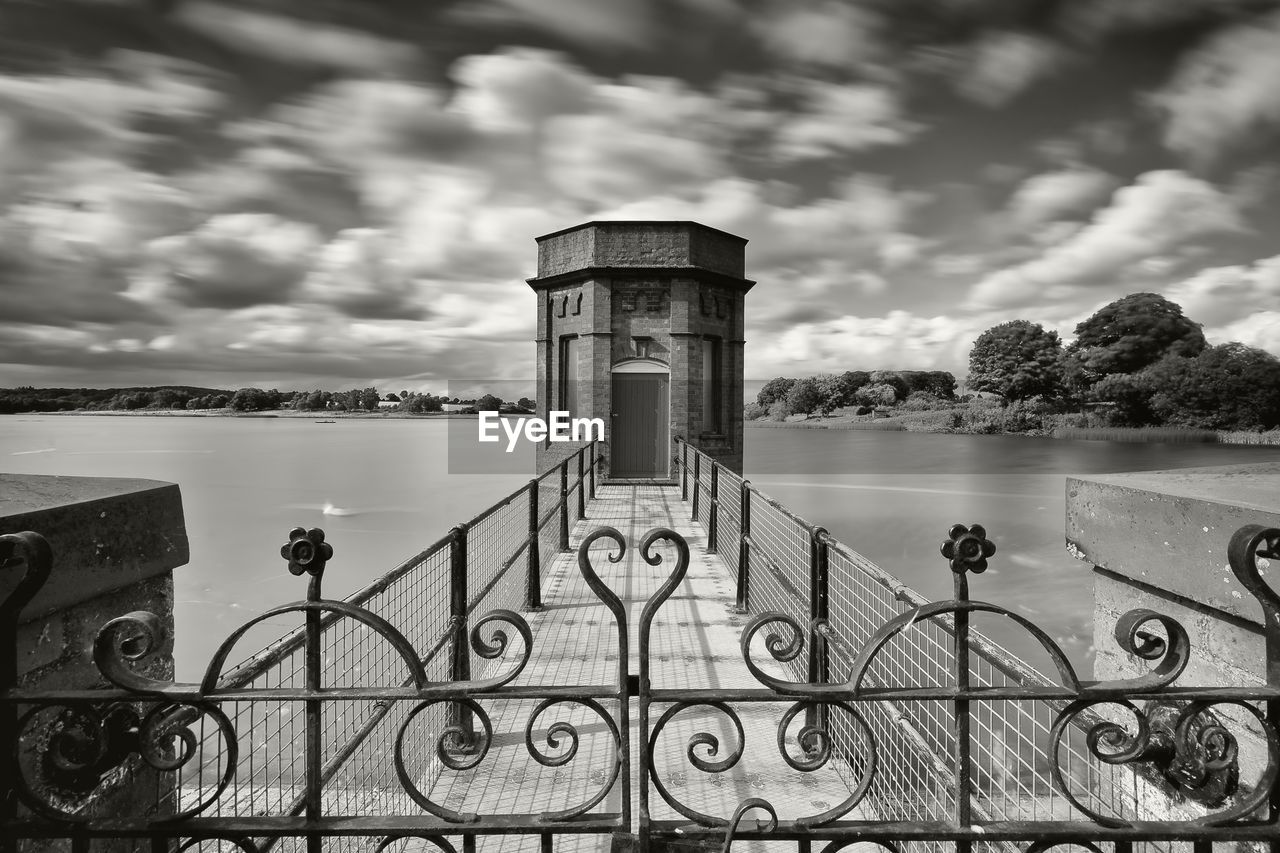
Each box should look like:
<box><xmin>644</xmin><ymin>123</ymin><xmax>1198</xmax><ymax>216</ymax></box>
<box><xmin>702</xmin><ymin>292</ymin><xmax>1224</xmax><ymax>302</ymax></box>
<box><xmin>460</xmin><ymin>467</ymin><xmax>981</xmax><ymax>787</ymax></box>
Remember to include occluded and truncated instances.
<box><xmin>2</xmin><ymin>415</ymin><xmax>1276</xmax><ymax>678</ymax></box>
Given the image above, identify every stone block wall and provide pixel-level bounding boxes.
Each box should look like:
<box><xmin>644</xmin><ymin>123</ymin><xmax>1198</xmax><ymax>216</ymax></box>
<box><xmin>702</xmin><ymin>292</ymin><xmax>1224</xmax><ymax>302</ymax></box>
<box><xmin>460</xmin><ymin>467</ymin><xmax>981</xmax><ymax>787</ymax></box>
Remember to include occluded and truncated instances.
<box><xmin>1</xmin><ymin>474</ymin><xmax>189</xmax><ymax>849</ymax></box>
<box><xmin>531</xmin><ymin>221</ymin><xmax>752</xmax><ymax>478</ymax></box>
<box><xmin>536</xmin><ymin>221</ymin><xmax>747</xmax><ymax>278</ymax></box>
<box><xmin>1066</xmin><ymin>461</ymin><xmax>1280</xmax><ymax>816</ymax></box>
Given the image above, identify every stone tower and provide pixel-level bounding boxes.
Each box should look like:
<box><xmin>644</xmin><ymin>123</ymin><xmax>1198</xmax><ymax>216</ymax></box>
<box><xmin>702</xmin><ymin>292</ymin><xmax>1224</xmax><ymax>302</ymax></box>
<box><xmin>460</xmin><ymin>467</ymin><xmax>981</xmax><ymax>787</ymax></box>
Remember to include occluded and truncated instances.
<box><xmin>528</xmin><ymin>221</ymin><xmax>754</xmax><ymax>479</ymax></box>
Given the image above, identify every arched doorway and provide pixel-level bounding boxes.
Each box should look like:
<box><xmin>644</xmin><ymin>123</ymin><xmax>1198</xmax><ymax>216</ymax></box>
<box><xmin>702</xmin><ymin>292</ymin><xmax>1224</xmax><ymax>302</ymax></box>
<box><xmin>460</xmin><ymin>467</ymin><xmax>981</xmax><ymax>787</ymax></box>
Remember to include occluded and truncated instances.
<box><xmin>610</xmin><ymin>358</ymin><xmax>669</xmax><ymax>479</ymax></box>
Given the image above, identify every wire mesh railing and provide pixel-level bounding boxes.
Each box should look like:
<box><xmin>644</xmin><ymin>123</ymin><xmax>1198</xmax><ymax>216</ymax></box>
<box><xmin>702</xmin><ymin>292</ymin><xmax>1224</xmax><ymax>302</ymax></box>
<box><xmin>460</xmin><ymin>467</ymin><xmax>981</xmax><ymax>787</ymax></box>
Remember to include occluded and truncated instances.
<box><xmin>671</xmin><ymin>437</ymin><xmax>1216</xmax><ymax>853</ymax></box>
<box><xmin>170</xmin><ymin>442</ymin><xmax>600</xmax><ymax>851</ymax></box>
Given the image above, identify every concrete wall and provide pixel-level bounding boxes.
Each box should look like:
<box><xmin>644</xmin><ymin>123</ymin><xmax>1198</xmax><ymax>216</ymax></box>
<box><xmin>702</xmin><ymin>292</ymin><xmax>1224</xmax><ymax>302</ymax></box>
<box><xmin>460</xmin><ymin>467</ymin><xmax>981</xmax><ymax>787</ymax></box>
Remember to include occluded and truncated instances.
<box><xmin>1</xmin><ymin>474</ymin><xmax>189</xmax><ymax>847</ymax></box>
<box><xmin>1066</xmin><ymin>461</ymin><xmax>1280</xmax><ymax>819</ymax></box>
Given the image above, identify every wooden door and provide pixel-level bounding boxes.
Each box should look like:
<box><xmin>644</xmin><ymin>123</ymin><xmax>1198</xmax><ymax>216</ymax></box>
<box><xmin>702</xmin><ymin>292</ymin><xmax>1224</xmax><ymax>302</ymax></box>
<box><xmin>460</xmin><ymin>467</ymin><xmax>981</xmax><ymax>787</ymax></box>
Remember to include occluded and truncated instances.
<box><xmin>611</xmin><ymin>373</ymin><xmax>669</xmax><ymax>479</ymax></box>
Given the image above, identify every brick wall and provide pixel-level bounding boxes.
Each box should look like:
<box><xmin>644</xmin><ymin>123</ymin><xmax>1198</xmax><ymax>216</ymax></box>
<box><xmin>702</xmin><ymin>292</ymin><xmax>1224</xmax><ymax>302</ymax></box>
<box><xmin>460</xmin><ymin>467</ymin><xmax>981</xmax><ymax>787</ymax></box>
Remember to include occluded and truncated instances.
<box><xmin>530</xmin><ymin>222</ymin><xmax>752</xmax><ymax>477</ymax></box>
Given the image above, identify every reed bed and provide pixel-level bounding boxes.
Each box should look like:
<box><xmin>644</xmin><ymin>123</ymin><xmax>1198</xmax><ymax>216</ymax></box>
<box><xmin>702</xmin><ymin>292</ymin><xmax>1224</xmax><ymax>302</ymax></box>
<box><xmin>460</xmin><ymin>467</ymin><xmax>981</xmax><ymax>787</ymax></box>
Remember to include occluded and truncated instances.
<box><xmin>828</xmin><ymin>420</ymin><xmax>908</xmax><ymax>431</ymax></box>
<box><xmin>1051</xmin><ymin>426</ymin><xmax>1220</xmax><ymax>443</ymax></box>
<box><xmin>1217</xmin><ymin>429</ymin><xmax>1280</xmax><ymax>446</ymax></box>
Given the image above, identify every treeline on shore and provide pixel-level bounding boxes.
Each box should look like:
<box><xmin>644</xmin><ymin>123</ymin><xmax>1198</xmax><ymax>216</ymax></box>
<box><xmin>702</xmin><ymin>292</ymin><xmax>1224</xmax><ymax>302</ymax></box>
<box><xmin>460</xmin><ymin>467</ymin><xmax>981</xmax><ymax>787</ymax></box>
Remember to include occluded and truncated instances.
<box><xmin>0</xmin><ymin>386</ymin><xmax>535</xmax><ymax>415</ymax></box>
<box><xmin>751</xmin><ymin>292</ymin><xmax>1280</xmax><ymax>438</ymax></box>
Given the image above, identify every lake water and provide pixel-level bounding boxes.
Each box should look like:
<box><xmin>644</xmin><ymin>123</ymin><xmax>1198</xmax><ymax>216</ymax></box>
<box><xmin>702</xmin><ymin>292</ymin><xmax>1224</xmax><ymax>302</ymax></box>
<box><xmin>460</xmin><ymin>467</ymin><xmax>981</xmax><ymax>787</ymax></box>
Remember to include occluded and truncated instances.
<box><xmin>3</xmin><ymin>415</ymin><xmax>1277</xmax><ymax>679</ymax></box>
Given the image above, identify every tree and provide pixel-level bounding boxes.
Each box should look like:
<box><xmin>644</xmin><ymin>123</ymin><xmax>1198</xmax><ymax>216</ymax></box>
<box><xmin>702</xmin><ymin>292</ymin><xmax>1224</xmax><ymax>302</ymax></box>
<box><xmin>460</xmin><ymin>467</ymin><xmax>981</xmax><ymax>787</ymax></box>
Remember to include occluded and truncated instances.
<box><xmin>757</xmin><ymin>377</ymin><xmax>796</xmax><ymax>408</ymax></box>
<box><xmin>815</xmin><ymin>371</ymin><xmax>868</xmax><ymax>413</ymax></box>
<box><xmin>855</xmin><ymin>383</ymin><xmax>898</xmax><ymax>408</ymax></box>
<box><xmin>919</xmin><ymin>371</ymin><xmax>957</xmax><ymax>398</ymax></box>
<box><xmin>516</xmin><ymin>397</ymin><xmax>535</xmax><ymax>411</ymax></box>
<box><xmin>812</xmin><ymin>374</ymin><xmax>841</xmax><ymax>415</ymax></box>
<box><xmin>1064</xmin><ymin>293</ymin><xmax>1205</xmax><ymax>391</ymax></box>
<box><xmin>968</xmin><ymin>320</ymin><xmax>1064</xmax><ymax>402</ymax></box>
<box><xmin>294</xmin><ymin>389</ymin><xmax>326</xmax><ymax>411</ymax></box>
<box><xmin>229</xmin><ymin>388</ymin><xmax>275</xmax><ymax>412</ymax></box>
<box><xmin>867</xmin><ymin>371</ymin><xmax>910</xmax><ymax>402</ymax></box>
<box><xmin>1089</xmin><ymin>374</ymin><xmax>1157</xmax><ymax>426</ymax></box>
<box><xmin>475</xmin><ymin>393</ymin><xmax>504</xmax><ymax>412</ymax></box>
<box><xmin>783</xmin><ymin>378</ymin><xmax>823</xmax><ymax>416</ymax></box>
<box><xmin>149</xmin><ymin>388</ymin><xmax>188</xmax><ymax>409</ymax></box>
<box><xmin>1146</xmin><ymin>343</ymin><xmax>1280</xmax><ymax>429</ymax></box>
<box><xmin>385</xmin><ymin>392</ymin><xmax>400</xmax><ymax>402</ymax></box>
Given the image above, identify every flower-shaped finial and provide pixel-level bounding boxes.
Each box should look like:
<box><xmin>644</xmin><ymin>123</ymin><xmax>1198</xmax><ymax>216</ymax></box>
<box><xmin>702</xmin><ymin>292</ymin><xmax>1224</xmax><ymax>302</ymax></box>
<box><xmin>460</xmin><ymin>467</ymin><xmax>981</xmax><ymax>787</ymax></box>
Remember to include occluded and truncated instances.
<box><xmin>281</xmin><ymin>527</ymin><xmax>332</xmax><ymax>576</ymax></box>
<box><xmin>941</xmin><ymin>523</ymin><xmax>996</xmax><ymax>574</ymax></box>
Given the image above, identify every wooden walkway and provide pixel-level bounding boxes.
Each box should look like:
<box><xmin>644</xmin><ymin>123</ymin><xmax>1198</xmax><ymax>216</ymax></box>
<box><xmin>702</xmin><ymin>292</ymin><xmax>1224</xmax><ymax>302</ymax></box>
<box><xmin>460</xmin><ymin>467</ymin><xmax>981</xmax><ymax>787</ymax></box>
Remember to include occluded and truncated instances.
<box><xmin>427</xmin><ymin>484</ymin><xmax>867</xmax><ymax>853</ymax></box>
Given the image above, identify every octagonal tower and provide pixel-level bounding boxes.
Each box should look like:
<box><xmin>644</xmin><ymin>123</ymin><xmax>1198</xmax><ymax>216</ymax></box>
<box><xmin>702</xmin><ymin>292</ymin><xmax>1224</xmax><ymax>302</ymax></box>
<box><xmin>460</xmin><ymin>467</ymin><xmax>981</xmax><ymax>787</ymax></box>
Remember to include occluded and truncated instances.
<box><xmin>528</xmin><ymin>221</ymin><xmax>754</xmax><ymax>479</ymax></box>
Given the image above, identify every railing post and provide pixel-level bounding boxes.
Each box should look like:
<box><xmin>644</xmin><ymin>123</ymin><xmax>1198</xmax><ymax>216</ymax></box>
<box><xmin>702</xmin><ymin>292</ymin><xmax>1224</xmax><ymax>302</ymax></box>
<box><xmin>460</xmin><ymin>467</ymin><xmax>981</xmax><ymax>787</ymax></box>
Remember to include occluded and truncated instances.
<box><xmin>559</xmin><ymin>458</ymin><xmax>570</xmax><ymax>551</ymax></box>
<box><xmin>577</xmin><ymin>447</ymin><xmax>585</xmax><ymax>519</ymax></box>
<box><xmin>691</xmin><ymin>451</ymin><xmax>701</xmax><ymax>521</ymax></box>
<box><xmin>736</xmin><ymin>480</ymin><xmax>751</xmax><ymax>612</ymax></box>
<box><xmin>807</xmin><ymin>525</ymin><xmax>831</xmax><ymax>730</ymax></box>
<box><xmin>449</xmin><ymin>523</ymin><xmax>475</xmax><ymax>743</ymax></box>
<box><xmin>588</xmin><ymin>441</ymin><xmax>596</xmax><ymax>500</ymax></box>
<box><xmin>708</xmin><ymin>464</ymin><xmax>719</xmax><ymax>553</ymax></box>
<box><xmin>526</xmin><ymin>480</ymin><xmax>541</xmax><ymax>610</ymax></box>
<box><xmin>680</xmin><ymin>440</ymin><xmax>688</xmax><ymax>501</ymax></box>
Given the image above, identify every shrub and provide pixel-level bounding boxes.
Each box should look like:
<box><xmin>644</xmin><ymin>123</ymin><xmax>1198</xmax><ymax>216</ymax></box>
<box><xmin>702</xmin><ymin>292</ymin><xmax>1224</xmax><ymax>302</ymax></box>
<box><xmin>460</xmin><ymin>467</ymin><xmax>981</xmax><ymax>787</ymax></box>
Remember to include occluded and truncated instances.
<box><xmin>767</xmin><ymin>400</ymin><xmax>790</xmax><ymax>421</ymax></box>
<box><xmin>894</xmin><ymin>410</ymin><xmax>963</xmax><ymax>432</ymax></box>
<box><xmin>999</xmin><ymin>398</ymin><xmax>1058</xmax><ymax>433</ymax></box>
<box><xmin>899</xmin><ymin>391</ymin><xmax>948</xmax><ymax>412</ymax></box>
<box><xmin>743</xmin><ymin>402</ymin><xmax>766</xmax><ymax>421</ymax></box>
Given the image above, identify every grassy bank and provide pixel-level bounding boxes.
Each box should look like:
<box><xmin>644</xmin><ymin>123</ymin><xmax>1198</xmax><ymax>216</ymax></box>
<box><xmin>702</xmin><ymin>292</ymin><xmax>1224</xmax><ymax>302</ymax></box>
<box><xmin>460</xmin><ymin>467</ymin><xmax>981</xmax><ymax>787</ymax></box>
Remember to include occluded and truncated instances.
<box><xmin>747</xmin><ymin>404</ymin><xmax>1280</xmax><ymax>445</ymax></box>
<box><xmin>1049</xmin><ymin>426</ymin><xmax>1218</xmax><ymax>443</ymax></box>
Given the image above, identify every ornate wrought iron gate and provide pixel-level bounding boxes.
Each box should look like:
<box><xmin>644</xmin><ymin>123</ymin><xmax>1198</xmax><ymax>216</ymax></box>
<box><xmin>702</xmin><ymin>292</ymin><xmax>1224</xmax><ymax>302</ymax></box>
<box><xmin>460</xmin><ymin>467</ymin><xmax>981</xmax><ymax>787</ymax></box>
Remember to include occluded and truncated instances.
<box><xmin>3</xmin><ymin>514</ymin><xmax>1278</xmax><ymax>853</ymax></box>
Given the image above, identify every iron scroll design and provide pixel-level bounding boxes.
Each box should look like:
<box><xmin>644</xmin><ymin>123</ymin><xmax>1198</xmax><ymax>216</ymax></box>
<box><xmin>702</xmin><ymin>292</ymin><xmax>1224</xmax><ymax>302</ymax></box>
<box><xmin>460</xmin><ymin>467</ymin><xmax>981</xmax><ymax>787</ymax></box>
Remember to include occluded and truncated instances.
<box><xmin>638</xmin><ymin>522</ymin><xmax>1280</xmax><ymax>852</ymax></box>
<box><xmin>5</xmin><ymin>518</ymin><xmax>1280</xmax><ymax>852</ymax></box>
<box><xmin>1</xmin><ymin>524</ymin><xmax>634</xmax><ymax>844</ymax></box>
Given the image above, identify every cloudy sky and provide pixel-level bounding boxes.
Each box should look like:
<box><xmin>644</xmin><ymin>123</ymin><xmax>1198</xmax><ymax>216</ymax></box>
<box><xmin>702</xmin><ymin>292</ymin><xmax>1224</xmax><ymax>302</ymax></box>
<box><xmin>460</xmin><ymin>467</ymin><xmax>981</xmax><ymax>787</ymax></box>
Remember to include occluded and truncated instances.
<box><xmin>3</xmin><ymin>0</ymin><xmax>1280</xmax><ymax>393</ymax></box>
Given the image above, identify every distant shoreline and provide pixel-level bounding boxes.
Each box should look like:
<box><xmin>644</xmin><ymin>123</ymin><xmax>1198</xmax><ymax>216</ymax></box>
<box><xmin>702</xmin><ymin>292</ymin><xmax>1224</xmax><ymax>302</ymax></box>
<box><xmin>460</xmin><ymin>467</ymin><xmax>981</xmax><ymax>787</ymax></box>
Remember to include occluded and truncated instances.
<box><xmin>12</xmin><ymin>408</ymin><xmax>1279</xmax><ymax>446</ymax></box>
<box><xmin>26</xmin><ymin>409</ymin><xmax>483</xmax><ymax>419</ymax></box>
<box><xmin>746</xmin><ymin>414</ymin><xmax>1280</xmax><ymax>446</ymax></box>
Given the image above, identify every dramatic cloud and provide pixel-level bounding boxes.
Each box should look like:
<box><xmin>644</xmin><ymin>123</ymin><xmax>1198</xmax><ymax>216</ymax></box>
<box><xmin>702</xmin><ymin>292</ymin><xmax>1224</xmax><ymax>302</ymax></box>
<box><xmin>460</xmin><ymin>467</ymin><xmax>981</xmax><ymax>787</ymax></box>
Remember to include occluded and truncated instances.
<box><xmin>955</xmin><ymin>30</ymin><xmax>1069</xmax><ymax>108</ymax></box>
<box><xmin>6</xmin><ymin>4</ymin><xmax>1280</xmax><ymax>388</ymax></box>
<box><xmin>0</xmin><ymin>51</ymin><xmax>222</xmax><ymax>195</ymax></box>
<box><xmin>174</xmin><ymin>3</ymin><xmax>421</xmax><ymax>72</ymax></box>
<box><xmin>299</xmin><ymin>229</ymin><xmax>425</xmax><ymax>319</ymax></box>
<box><xmin>146</xmin><ymin>213</ymin><xmax>321</xmax><ymax>309</ymax></box>
<box><xmin>544</xmin><ymin>77</ymin><xmax>736</xmax><ymax>203</ymax></box>
<box><xmin>449</xmin><ymin>48</ymin><xmax>594</xmax><ymax>132</ymax></box>
<box><xmin>1163</xmin><ymin>254</ymin><xmax>1280</xmax><ymax>327</ymax></box>
<box><xmin>448</xmin><ymin>0</ymin><xmax>656</xmax><ymax>50</ymax></box>
<box><xmin>772</xmin><ymin>81</ymin><xmax>920</xmax><ymax>162</ymax></box>
<box><xmin>751</xmin><ymin>1</ymin><xmax>885</xmax><ymax>72</ymax></box>
<box><xmin>258</xmin><ymin>80</ymin><xmax>476</xmax><ymax>191</ymax></box>
<box><xmin>1151</xmin><ymin>9</ymin><xmax>1280</xmax><ymax>162</ymax></box>
<box><xmin>1211</xmin><ymin>310</ymin><xmax>1280</xmax><ymax>353</ymax></box>
<box><xmin>749</xmin><ymin>311</ymin><xmax>980</xmax><ymax>376</ymax></box>
<box><xmin>968</xmin><ymin>170</ymin><xmax>1247</xmax><ymax>309</ymax></box>
<box><xmin>1005</xmin><ymin>168</ymin><xmax>1119</xmax><ymax>226</ymax></box>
